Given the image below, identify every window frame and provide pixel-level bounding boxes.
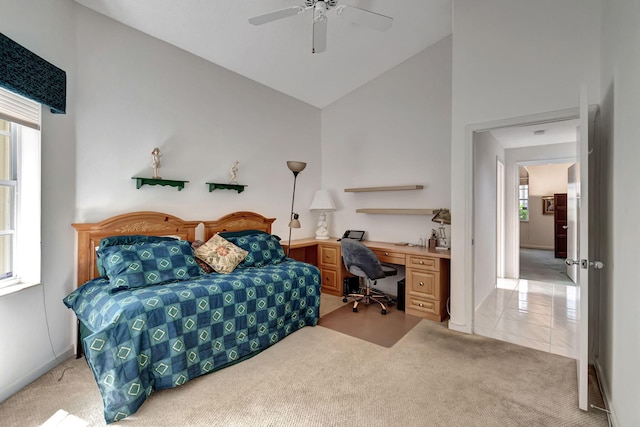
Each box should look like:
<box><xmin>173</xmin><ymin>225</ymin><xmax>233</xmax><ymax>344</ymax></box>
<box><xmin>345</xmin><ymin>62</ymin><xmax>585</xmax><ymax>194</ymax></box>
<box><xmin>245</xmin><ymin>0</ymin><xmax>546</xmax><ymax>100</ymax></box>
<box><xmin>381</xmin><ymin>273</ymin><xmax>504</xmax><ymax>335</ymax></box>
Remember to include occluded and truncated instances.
<box><xmin>0</xmin><ymin>115</ymin><xmax>41</xmax><ymax>291</ymax></box>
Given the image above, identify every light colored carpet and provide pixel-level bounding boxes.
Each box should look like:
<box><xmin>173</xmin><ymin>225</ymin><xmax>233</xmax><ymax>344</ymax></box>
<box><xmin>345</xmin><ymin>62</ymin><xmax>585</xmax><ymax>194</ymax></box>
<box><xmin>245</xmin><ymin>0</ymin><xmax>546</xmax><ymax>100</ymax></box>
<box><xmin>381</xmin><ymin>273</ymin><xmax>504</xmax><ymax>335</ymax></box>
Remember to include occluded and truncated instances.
<box><xmin>0</xmin><ymin>295</ymin><xmax>608</xmax><ymax>427</ymax></box>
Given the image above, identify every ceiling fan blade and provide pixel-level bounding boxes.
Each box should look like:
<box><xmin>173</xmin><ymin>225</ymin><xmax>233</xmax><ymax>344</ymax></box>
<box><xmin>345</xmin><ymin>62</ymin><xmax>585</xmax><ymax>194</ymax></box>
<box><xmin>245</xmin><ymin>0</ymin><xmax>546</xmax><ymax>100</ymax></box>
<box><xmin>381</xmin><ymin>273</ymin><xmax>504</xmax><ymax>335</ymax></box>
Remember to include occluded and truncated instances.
<box><xmin>248</xmin><ymin>6</ymin><xmax>305</xmax><ymax>26</ymax></box>
<box><xmin>336</xmin><ymin>5</ymin><xmax>393</xmax><ymax>31</ymax></box>
<box><xmin>312</xmin><ymin>15</ymin><xmax>327</xmax><ymax>53</ymax></box>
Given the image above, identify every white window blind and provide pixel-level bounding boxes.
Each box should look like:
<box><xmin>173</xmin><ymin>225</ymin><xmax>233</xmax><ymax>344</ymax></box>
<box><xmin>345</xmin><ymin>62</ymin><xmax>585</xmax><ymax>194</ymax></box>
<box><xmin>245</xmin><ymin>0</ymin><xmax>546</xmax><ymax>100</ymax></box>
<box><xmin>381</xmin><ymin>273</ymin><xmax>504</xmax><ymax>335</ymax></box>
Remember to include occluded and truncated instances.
<box><xmin>0</xmin><ymin>87</ymin><xmax>41</xmax><ymax>130</ymax></box>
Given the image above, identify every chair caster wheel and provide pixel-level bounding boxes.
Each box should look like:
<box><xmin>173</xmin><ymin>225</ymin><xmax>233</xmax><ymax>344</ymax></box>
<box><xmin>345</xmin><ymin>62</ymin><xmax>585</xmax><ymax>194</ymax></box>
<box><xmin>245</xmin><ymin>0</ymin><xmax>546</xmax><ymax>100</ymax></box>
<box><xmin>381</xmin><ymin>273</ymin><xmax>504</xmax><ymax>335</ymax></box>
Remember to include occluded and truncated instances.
<box><xmin>381</xmin><ymin>309</ymin><xmax>387</xmax><ymax>315</ymax></box>
<box><xmin>343</xmin><ymin>298</ymin><xmax>348</xmax><ymax>303</ymax></box>
<box><xmin>353</xmin><ymin>307</ymin><xmax>358</xmax><ymax>313</ymax></box>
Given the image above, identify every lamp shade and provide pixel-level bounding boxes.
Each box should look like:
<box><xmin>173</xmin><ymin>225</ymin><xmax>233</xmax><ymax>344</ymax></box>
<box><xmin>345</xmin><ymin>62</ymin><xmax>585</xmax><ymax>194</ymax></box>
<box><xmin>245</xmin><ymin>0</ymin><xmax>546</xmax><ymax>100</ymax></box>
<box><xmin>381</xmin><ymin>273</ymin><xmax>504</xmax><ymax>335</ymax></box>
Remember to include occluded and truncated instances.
<box><xmin>287</xmin><ymin>161</ymin><xmax>307</xmax><ymax>173</ymax></box>
<box><xmin>309</xmin><ymin>190</ymin><xmax>336</xmax><ymax>211</ymax></box>
<box><xmin>431</xmin><ymin>208</ymin><xmax>451</xmax><ymax>225</ymax></box>
<box><xmin>288</xmin><ymin>218</ymin><xmax>301</xmax><ymax>228</ymax></box>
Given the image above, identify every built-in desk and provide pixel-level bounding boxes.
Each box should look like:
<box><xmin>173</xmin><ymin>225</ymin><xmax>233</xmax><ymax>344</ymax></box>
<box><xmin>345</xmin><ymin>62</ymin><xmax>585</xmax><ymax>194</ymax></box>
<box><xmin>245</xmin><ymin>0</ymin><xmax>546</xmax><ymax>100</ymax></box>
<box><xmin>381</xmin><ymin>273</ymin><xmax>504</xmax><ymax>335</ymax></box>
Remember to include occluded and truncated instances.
<box><xmin>282</xmin><ymin>238</ymin><xmax>451</xmax><ymax>322</ymax></box>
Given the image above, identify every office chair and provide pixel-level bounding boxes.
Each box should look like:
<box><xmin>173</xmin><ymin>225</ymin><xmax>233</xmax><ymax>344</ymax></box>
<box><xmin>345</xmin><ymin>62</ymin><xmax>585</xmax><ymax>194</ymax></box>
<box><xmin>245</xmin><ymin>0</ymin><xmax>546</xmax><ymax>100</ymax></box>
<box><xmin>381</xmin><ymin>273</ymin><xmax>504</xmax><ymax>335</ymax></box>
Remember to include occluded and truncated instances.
<box><xmin>341</xmin><ymin>239</ymin><xmax>397</xmax><ymax>314</ymax></box>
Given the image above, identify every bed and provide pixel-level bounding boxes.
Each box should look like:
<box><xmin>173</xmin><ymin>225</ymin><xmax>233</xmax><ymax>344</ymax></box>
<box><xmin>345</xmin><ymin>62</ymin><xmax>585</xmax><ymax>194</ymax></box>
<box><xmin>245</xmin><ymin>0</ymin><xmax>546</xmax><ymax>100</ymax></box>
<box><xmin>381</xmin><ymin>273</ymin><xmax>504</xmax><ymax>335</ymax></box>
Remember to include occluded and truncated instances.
<box><xmin>63</xmin><ymin>211</ymin><xmax>321</xmax><ymax>423</ymax></box>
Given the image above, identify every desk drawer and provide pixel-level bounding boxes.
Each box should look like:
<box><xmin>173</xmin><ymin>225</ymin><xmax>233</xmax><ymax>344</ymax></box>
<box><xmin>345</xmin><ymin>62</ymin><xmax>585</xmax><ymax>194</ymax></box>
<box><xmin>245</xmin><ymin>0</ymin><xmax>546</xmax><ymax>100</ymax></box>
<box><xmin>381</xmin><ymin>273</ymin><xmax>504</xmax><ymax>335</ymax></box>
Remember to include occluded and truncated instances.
<box><xmin>320</xmin><ymin>267</ymin><xmax>340</xmax><ymax>295</ymax></box>
<box><xmin>372</xmin><ymin>249</ymin><xmax>405</xmax><ymax>265</ymax></box>
<box><xmin>407</xmin><ymin>270</ymin><xmax>441</xmax><ymax>300</ymax></box>
<box><xmin>406</xmin><ymin>296</ymin><xmax>446</xmax><ymax>321</ymax></box>
<box><xmin>318</xmin><ymin>245</ymin><xmax>339</xmax><ymax>268</ymax></box>
<box><xmin>407</xmin><ymin>255</ymin><xmax>439</xmax><ymax>271</ymax></box>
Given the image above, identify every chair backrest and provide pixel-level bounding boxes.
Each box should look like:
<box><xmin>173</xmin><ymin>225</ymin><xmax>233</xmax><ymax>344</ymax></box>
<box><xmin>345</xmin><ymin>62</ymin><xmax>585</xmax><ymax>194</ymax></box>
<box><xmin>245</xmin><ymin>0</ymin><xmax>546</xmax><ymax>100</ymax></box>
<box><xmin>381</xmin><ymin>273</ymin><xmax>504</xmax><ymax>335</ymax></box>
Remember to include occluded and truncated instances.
<box><xmin>340</xmin><ymin>239</ymin><xmax>386</xmax><ymax>280</ymax></box>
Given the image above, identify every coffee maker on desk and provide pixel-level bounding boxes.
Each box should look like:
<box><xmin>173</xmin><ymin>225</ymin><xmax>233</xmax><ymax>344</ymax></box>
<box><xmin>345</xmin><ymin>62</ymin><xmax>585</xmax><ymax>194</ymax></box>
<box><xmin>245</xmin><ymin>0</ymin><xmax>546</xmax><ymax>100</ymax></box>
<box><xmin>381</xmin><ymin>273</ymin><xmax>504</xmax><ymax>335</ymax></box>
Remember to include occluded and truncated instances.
<box><xmin>431</xmin><ymin>208</ymin><xmax>451</xmax><ymax>250</ymax></box>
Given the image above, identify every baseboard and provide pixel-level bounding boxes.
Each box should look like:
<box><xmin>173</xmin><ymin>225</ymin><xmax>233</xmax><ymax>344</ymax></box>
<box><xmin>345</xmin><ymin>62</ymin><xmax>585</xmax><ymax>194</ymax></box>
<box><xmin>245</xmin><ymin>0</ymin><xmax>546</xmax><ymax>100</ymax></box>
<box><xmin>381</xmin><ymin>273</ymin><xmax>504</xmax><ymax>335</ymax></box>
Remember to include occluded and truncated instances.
<box><xmin>448</xmin><ymin>321</ymin><xmax>471</xmax><ymax>334</ymax></box>
<box><xmin>519</xmin><ymin>245</ymin><xmax>554</xmax><ymax>250</ymax></box>
<box><xmin>0</xmin><ymin>345</ymin><xmax>74</xmax><ymax>403</ymax></box>
<box><xmin>594</xmin><ymin>359</ymin><xmax>618</xmax><ymax>426</ymax></box>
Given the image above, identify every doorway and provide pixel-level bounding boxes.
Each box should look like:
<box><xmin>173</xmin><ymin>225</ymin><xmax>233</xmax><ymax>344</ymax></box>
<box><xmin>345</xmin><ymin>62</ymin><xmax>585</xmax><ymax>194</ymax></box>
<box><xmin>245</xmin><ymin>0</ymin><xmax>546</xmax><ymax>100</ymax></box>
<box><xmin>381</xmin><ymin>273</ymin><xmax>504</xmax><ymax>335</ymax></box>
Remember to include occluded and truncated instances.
<box><xmin>517</xmin><ymin>162</ymin><xmax>574</xmax><ymax>286</ymax></box>
<box><xmin>472</xmin><ymin>115</ymin><xmax>578</xmax><ymax>358</ymax></box>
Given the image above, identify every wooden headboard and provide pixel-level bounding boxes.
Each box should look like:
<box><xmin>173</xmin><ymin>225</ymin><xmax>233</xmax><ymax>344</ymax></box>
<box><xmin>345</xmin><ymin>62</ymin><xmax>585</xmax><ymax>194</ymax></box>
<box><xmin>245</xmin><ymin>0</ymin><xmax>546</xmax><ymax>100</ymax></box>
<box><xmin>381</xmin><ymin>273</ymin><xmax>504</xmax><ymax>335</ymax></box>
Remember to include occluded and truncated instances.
<box><xmin>202</xmin><ymin>211</ymin><xmax>275</xmax><ymax>240</ymax></box>
<box><xmin>72</xmin><ymin>211</ymin><xmax>276</xmax><ymax>287</ymax></box>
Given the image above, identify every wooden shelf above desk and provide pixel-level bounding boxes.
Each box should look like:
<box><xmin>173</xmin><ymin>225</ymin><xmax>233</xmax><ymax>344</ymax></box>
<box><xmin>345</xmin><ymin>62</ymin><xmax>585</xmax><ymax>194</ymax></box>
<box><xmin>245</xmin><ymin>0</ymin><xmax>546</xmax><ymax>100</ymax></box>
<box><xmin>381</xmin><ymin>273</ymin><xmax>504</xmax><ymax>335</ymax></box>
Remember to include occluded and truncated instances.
<box><xmin>356</xmin><ymin>208</ymin><xmax>436</xmax><ymax>215</ymax></box>
<box><xmin>344</xmin><ymin>185</ymin><xmax>423</xmax><ymax>192</ymax></box>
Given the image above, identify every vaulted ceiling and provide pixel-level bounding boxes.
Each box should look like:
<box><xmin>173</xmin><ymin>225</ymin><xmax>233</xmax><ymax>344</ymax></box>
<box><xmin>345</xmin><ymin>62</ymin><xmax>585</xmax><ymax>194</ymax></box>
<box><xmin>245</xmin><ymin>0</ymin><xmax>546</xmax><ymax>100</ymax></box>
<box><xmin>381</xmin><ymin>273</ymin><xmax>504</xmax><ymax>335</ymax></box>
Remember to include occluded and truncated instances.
<box><xmin>74</xmin><ymin>0</ymin><xmax>453</xmax><ymax>108</ymax></box>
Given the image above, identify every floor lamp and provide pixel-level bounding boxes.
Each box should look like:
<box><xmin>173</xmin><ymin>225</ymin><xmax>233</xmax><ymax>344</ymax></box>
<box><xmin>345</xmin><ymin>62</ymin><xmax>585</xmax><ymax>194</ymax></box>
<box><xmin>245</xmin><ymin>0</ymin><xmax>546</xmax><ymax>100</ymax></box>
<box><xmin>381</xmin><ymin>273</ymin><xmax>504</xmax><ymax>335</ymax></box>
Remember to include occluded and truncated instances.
<box><xmin>286</xmin><ymin>161</ymin><xmax>306</xmax><ymax>256</ymax></box>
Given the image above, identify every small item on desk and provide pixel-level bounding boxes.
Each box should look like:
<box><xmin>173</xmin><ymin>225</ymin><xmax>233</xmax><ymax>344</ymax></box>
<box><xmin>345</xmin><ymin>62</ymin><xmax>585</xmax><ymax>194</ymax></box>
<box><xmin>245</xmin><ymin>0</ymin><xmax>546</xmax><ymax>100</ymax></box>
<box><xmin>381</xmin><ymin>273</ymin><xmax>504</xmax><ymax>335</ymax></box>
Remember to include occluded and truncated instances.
<box><xmin>394</xmin><ymin>242</ymin><xmax>409</xmax><ymax>246</ymax></box>
<box><xmin>429</xmin><ymin>229</ymin><xmax>438</xmax><ymax>248</ymax></box>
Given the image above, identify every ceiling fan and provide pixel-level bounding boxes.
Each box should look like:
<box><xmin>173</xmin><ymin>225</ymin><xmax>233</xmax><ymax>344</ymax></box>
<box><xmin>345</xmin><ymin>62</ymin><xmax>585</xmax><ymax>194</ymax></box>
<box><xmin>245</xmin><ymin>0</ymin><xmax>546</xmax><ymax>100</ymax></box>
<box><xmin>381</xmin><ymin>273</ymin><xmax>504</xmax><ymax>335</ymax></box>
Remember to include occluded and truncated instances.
<box><xmin>248</xmin><ymin>0</ymin><xmax>393</xmax><ymax>54</ymax></box>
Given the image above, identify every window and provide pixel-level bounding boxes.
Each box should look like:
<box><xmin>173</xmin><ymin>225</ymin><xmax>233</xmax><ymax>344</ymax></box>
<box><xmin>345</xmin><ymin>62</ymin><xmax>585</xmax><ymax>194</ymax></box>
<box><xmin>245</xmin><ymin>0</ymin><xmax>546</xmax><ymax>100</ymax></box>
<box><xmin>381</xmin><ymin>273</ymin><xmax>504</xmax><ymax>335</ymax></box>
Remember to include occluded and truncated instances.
<box><xmin>0</xmin><ymin>87</ymin><xmax>41</xmax><ymax>288</ymax></box>
<box><xmin>519</xmin><ymin>172</ymin><xmax>529</xmax><ymax>222</ymax></box>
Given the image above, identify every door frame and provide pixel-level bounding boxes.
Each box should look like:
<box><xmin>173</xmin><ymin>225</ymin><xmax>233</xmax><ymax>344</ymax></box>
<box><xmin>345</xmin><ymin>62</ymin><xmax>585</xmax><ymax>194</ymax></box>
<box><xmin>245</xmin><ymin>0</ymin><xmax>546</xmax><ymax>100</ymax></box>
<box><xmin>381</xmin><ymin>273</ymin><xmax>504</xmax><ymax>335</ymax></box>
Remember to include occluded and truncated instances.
<box><xmin>458</xmin><ymin>106</ymin><xmax>581</xmax><ymax>335</ymax></box>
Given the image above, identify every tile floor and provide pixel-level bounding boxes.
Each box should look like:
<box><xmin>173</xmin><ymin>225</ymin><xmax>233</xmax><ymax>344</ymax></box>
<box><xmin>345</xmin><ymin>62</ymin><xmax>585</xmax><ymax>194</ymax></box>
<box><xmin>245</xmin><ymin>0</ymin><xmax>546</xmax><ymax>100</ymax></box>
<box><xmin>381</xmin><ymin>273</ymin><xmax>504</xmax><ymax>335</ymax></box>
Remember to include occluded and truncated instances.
<box><xmin>474</xmin><ymin>278</ymin><xmax>579</xmax><ymax>358</ymax></box>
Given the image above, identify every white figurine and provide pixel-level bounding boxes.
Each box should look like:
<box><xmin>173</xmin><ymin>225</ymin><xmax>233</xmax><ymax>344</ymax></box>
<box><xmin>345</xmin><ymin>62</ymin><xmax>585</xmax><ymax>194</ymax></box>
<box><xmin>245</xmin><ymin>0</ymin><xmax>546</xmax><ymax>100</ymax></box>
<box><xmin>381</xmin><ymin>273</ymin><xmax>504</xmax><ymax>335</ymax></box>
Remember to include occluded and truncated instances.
<box><xmin>151</xmin><ymin>147</ymin><xmax>163</xmax><ymax>179</ymax></box>
<box><xmin>229</xmin><ymin>161</ymin><xmax>239</xmax><ymax>184</ymax></box>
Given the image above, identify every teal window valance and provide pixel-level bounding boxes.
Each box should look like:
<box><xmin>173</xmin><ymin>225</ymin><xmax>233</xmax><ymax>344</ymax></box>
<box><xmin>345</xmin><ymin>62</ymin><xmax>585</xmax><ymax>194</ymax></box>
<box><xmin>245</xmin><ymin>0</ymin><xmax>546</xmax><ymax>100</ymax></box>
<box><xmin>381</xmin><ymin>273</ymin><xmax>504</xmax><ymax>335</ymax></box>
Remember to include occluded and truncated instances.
<box><xmin>0</xmin><ymin>33</ymin><xmax>66</xmax><ymax>114</ymax></box>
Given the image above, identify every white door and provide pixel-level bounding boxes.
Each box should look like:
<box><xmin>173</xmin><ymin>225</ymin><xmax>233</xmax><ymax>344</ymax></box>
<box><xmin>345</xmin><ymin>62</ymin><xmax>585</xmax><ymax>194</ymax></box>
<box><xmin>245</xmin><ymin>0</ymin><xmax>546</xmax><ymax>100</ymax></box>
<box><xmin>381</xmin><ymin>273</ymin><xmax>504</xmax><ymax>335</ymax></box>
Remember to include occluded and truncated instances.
<box><xmin>568</xmin><ymin>88</ymin><xmax>600</xmax><ymax>411</ymax></box>
<box><xmin>567</xmin><ymin>164</ymin><xmax>578</xmax><ymax>283</ymax></box>
<box><xmin>496</xmin><ymin>159</ymin><xmax>505</xmax><ymax>278</ymax></box>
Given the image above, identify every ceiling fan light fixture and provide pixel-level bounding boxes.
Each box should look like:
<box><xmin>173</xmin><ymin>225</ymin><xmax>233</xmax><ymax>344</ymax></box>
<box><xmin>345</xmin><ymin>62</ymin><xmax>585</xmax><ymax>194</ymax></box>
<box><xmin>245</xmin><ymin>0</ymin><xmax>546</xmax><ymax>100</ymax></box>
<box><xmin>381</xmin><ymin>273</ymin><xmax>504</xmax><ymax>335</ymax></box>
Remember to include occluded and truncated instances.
<box><xmin>314</xmin><ymin>1</ymin><xmax>327</xmax><ymax>17</ymax></box>
<box><xmin>249</xmin><ymin>0</ymin><xmax>393</xmax><ymax>53</ymax></box>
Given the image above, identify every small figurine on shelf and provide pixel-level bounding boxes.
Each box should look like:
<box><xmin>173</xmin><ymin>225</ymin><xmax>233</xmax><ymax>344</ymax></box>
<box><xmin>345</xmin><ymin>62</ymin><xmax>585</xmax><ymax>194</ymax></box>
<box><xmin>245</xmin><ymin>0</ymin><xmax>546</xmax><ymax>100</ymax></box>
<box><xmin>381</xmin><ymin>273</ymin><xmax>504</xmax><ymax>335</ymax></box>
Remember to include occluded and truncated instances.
<box><xmin>151</xmin><ymin>147</ymin><xmax>163</xmax><ymax>179</ymax></box>
<box><xmin>229</xmin><ymin>161</ymin><xmax>239</xmax><ymax>184</ymax></box>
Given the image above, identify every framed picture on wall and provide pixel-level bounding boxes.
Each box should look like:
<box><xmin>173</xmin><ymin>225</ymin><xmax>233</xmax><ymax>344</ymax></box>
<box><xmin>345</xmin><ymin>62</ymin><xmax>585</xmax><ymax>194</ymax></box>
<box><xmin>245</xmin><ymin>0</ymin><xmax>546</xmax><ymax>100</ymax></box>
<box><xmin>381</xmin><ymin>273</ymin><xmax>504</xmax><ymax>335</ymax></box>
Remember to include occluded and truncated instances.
<box><xmin>542</xmin><ymin>196</ymin><xmax>554</xmax><ymax>215</ymax></box>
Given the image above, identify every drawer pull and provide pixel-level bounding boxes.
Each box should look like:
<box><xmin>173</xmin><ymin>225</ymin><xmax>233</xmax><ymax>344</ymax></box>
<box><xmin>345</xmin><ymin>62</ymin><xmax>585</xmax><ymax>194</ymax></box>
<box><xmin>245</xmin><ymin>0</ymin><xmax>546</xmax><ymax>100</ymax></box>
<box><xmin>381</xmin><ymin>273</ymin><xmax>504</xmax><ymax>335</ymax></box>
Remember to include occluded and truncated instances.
<box><xmin>419</xmin><ymin>281</ymin><xmax>424</xmax><ymax>286</ymax></box>
<box><xmin>419</xmin><ymin>260</ymin><xmax>425</xmax><ymax>265</ymax></box>
<box><xmin>418</xmin><ymin>303</ymin><xmax>424</xmax><ymax>307</ymax></box>
<box><xmin>384</xmin><ymin>252</ymin><xmax>389</xmax><ymax>256</ymax></box>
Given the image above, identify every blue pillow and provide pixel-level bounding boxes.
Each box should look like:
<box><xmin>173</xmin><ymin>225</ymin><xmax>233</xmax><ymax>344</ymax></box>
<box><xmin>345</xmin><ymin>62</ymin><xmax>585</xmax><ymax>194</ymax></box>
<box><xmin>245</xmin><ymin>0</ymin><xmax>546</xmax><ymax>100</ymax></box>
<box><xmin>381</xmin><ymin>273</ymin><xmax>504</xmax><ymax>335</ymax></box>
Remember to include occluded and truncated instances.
<box><xmin>226</xmin><ymin>233</ymin><xmax>286</xmax><ymax>268</ymax></box>
<box><xmin>96</xmin><ymin>235</ymin><xmax>179</xmax><ymax>277</ymax></box>
<box><xmin>99</xmin><ymin>240</ymin><xmax>201</xmax><ymax>292</ymax></box>
<box><xmin>218</xmin><ymin>229</ymin><xmax>269</xmax><ymax>239</ymax></box>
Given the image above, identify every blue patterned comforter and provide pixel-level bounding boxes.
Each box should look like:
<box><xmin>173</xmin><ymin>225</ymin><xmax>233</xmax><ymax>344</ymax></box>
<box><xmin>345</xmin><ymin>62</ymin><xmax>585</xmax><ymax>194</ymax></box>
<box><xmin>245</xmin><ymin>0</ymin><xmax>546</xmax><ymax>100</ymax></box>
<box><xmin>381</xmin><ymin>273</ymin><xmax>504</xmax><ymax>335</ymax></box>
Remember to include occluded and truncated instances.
<box><xmin>63</xmin><ymin>260</ymin><xmax>321</xmax><ymax>423</ymax></box>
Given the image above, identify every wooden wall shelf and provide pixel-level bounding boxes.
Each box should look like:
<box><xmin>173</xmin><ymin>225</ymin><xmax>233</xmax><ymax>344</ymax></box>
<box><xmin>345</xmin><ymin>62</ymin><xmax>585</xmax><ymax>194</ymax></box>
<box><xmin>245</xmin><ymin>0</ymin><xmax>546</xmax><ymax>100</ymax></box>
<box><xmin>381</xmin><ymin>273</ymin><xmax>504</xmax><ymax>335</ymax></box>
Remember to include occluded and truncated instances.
<box><xmin>356</xmin><ymin>208</ymin><xmax>436</xmax><ymax>215</ymax></box>
<box><xmin>344</xmin><ymin>185</ymin><xmax>423</xmax><ymax>192</ymax></box>
<box><xmin>132</xmin><ymin>177</ymin><xmax>188</xmax><ymax>191</ymax></box>
<box><xmin>206</xmin><ymin>183</ymin><xmax>246</xmax><ymax>193</ymax></box>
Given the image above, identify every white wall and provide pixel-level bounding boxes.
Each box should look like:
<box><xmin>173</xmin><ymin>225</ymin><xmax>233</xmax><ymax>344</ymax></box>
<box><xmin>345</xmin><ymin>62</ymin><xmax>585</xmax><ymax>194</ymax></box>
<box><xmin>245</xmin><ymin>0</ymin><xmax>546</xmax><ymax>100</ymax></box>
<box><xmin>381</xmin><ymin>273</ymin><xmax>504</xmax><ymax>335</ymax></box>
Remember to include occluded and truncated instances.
<box><xmin>520</xmin><ymin>163</ymin><xmax>572</xmax><ymax>250</ymax></box>
<box><xmin>473</xmin><ymin>131</ymin><xmax>504</xmax><ymax>308</ymax></box>
<box><xmin>74</xmin><ymin>5</ymin><xmax>321</xmax><ymax>241</ymax></box>
<box><xmin>322</xmin><ymin>36</ymin><xmax>452</xmax><ymax>245</ymax></box>
<box><xmin>451</xmin><ymin>0</ymin><xmax>601</xmax><ymax>332</ymax></box>
<box><xmin>0</xmin><ymin>0</ymin><xmax>77</xmax><ymax>401</ymax></box>
<box><xmin>599</xmin><ymin>1</ymin><xmax>640</xmax><ymax>425</ymax></box>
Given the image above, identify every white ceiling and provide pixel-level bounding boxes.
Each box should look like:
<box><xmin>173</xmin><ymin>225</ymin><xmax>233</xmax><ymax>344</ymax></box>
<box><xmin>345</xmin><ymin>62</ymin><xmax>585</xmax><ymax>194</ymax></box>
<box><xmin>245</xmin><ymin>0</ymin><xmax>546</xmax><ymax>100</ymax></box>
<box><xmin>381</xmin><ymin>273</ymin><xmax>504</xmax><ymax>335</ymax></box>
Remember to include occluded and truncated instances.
<box><xmin>74</xmin><ymin>0</ymin><xmax>453</xmax><ymax>109</ymax></box>
<box><xmin>489</xmin><ymin>119</ymin><xmax>580</xmax><ymax>149</ymax></box>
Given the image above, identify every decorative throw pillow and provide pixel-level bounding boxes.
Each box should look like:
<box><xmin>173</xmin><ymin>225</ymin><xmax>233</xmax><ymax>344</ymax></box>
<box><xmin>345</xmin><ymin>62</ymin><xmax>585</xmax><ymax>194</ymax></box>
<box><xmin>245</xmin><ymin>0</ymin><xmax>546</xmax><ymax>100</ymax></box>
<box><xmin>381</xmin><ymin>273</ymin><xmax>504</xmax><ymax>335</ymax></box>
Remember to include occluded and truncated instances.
<box><xmin>99</xmin><ymin>240</ymin><xmax>202</xmax><ymax>291</ymax></box>
<box><xmin>193</xmin><ymin>234</ymin><xmax>248</xmax><ymax>274</ymax></box>
<box><xmin>191</xmin><ymin>240</ymin><xmax>215</xmax><ymax>274</ymax></box>
<box><xmin>226</xmin><ymin>233</ymin><xmax>286</xmax><ymax>268</ymax></box>
<box><xmin>96</xmin><ymin>235</ymin><xmax>179</xmax><ymax>277</ymax></box>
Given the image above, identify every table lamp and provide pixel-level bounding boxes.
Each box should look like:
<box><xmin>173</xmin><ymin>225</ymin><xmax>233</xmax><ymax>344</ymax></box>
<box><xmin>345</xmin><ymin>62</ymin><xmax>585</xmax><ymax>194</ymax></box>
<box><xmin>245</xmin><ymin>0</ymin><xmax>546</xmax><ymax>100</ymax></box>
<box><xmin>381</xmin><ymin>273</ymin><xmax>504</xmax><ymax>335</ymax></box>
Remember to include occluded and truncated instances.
<box><xmin>309</xmin><ymin>189</ymin><xmax>336</xmax><ymax>240</ymax></box>
<box><xmin>431</xmin><ymin>208</ymin><xmax>451</xmax><ymax>249</ymax></box>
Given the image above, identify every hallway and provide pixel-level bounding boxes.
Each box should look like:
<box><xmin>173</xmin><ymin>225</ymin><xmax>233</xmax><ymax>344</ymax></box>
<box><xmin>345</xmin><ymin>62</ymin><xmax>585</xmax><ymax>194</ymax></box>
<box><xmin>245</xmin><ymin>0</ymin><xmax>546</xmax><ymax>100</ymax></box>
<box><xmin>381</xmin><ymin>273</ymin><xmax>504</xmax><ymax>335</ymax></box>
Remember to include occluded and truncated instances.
<box><xmin>474</xmin><ymin>249</ymin><xmax>578</xmax><ymax>358</ymax></box>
